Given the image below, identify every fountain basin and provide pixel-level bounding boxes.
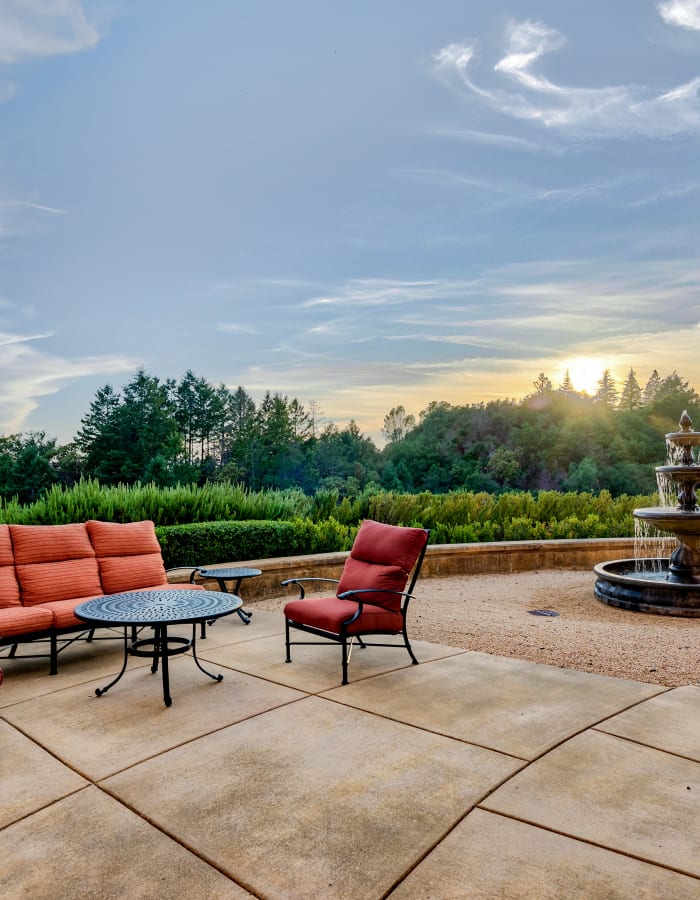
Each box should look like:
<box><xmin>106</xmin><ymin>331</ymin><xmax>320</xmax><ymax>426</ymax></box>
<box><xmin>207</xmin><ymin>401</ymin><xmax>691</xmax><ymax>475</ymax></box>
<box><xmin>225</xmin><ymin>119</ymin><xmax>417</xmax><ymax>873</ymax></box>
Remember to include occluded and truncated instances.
<box><xmin>594</xmin><ymin>559</ymin><xmax>700</xmax><ymax>617</ymax></box>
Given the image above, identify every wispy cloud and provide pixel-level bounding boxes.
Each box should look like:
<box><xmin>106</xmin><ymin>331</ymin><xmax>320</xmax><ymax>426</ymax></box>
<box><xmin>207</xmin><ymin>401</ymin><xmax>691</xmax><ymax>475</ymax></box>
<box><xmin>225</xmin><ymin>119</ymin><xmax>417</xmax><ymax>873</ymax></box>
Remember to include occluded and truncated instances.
<box><xmin>658</xmin><ymin>0</ymin><xmax>700</xmax><ymax>30</ymax></box>
<box><xmin>0</xmin><ymin>0</ymin><xmax>101</xmax><ymax>65</ymax></box>
<box><xmin>215</xmin><ymin>322</ymin><xmax>260</xmax><ymax>335</ymax></box>
<box><xmin>433</xmin><ymin>17</ymin><xmax>700</xmax><ymax>139</ymax></box>
<box><xmin>0</xmin><ymin>329</ymin><xmax>137</xmax><ymax>434</ymax></box>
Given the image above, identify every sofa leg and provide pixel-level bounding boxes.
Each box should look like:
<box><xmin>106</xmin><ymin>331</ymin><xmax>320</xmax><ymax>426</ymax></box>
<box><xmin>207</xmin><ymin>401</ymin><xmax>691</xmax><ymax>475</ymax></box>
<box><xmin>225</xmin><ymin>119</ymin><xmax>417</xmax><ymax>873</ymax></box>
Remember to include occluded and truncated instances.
<box><xmin>49</xmin><ymin>633</ymin><xmax>58</xmax><ymax>676</ymax></box>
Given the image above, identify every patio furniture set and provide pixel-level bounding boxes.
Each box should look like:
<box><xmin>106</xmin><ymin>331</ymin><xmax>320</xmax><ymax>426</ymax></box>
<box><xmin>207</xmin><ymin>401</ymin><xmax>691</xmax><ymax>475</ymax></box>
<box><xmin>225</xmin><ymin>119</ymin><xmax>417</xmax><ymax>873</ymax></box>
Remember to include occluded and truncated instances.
<box><xmin>0</xmin><ymin>518</ymin><xmax>429</xmax><ymax>703</ymax></box>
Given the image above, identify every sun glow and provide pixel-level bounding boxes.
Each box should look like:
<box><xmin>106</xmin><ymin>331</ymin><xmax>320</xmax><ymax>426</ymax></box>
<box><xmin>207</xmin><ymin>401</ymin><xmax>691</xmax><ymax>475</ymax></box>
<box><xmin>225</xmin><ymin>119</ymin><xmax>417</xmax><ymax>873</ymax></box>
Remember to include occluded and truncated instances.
<box><xmin>560</xmin><ymin>357</ymin><xmax>610</xmax><ymax>395</ymax></box>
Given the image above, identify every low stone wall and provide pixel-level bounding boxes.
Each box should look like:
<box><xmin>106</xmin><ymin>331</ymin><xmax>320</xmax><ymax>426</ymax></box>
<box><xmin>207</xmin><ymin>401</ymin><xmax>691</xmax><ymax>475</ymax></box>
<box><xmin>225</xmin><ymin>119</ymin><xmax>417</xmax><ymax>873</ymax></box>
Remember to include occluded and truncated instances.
<box><xmin>173</xmin><ymin>537</ymin><xmax>638</xmax><ymax>602</ymax></box>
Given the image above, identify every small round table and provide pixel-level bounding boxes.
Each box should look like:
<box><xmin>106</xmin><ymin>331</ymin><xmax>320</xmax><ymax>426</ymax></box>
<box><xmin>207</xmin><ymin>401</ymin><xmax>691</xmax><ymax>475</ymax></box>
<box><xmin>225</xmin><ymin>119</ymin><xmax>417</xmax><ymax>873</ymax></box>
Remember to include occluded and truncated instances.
<box><xmin>191</xmin><ymin>567</ymin><xmax>262</xmax><ymax>625</ymax></box>
<box><xmin>75</xmin><ymin>589</ymin><xmax>242</xmax><ymax>707</ymax></box>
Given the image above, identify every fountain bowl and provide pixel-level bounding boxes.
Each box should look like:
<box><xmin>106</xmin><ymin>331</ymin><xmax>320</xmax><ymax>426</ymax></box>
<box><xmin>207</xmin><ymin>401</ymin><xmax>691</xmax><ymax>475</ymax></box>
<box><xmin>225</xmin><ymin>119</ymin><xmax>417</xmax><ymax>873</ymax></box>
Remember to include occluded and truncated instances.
<box><xmin>594</xmin><ymin>559</ymin><xmax>700</xmax><ymax>616</ymax></box>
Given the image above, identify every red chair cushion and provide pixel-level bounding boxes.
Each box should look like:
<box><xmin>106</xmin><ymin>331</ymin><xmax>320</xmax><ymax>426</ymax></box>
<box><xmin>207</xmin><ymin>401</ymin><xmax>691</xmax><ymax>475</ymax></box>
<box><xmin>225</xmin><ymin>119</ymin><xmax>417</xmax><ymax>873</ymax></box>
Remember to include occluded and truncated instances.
<box><xmin>336</xmin><ymin>558</ymin><xmax>407</xmax><ymax>612</ymax></box>
<box><xmin>284</xmin><ymin>596</ymin><xmax>402</xmax><ymax>635</ymax></box>
<box><xmin>350</xmin><ymin>520</ymin><xmax>428</xmax><ymax>572</ymax></box>
<box><xmin>335</xmin><ymin>520</ymin><xmax>428</xmax><ymax>612</ymax></box>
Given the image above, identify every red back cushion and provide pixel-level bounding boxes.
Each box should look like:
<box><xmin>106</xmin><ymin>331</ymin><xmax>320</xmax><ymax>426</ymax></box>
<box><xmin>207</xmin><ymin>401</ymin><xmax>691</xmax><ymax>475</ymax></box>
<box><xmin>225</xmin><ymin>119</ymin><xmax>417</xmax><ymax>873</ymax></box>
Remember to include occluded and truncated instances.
<box><xmin>10</xmin><ymin>523</ymin><xmax>95</xmax><ymax>564</ymax></box>
<box><xmin>10</xmin><ymin>524</ymin><xmax>102</xmax><ymax>606</ymax></box>
<box><xmin>0</xmin><ymin>524</ymin><xmax>20</xmax><ymax>607</ymax></box>
<box><xmin>87</xmin><ymin>520</ymin><xmax>167</xmax><ymax>595</ymax></box>
<box><xmin>350</xmin><ymin>519</ymin><xmax>428</xmax><ymax>571</ymax></box>
<box><xmin>336</xmin><ymin>520</ymin><xmax>428</xmax><ymax>612</ymax></box>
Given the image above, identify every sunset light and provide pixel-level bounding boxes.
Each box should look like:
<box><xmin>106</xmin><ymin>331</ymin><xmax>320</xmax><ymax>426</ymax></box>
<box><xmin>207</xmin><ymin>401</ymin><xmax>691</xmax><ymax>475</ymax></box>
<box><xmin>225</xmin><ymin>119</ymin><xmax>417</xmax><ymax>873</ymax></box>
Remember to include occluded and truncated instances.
<box><xmin>560</xmin><ymin>358</ymin><xmax>612</xmax><ymax>396</ymax></box>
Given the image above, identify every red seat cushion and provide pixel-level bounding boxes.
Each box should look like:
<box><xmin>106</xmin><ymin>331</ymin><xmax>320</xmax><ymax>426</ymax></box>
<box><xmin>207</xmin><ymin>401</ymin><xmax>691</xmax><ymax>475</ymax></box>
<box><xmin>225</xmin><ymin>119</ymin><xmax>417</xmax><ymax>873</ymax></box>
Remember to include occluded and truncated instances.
<box><xmin>0</xmin><ymin>605</ymin><xmax>54</xmax><ymax>637</ymax></box>
<box><xmin>284</xmin><ymin>596</ymin><xmax>403</xmax><ymax>635</ymax></box>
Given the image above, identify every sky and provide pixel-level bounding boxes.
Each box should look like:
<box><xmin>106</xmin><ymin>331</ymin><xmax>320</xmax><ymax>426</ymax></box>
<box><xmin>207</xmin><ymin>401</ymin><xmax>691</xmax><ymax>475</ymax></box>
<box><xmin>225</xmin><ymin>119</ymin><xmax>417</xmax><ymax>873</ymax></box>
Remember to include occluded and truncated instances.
<box><xmin>1</xmin><ymin>0</ymin><xmax>700</xmax><ymax>445</ymax></box>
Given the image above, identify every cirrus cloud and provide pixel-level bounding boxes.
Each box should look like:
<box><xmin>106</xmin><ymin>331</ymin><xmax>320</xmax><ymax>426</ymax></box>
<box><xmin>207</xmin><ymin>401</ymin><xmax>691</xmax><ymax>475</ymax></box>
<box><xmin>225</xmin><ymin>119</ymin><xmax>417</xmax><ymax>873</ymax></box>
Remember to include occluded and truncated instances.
<box><xmin>433</xmin><ymin>18</ymin><xmax>700</xmax><ymax>139</ymax></box>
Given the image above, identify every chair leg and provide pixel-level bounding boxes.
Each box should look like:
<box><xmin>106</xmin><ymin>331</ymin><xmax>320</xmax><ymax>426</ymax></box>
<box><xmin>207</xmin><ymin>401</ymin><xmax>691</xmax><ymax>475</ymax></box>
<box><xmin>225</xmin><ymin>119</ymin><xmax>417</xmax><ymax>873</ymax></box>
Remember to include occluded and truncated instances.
<box><xmin>285</xmin><ymin>619</ymin><xmax>292</xmax><ymax>663</ymax></box>
<box><xmin>403</xmin><ymin>623</ymin><xmax>419</xmax><ymax>666</ymax></box>
<box><xmin>341</xmin><ymin>634</ymin><xmax>349</xmax><ymax>685</ymax></box>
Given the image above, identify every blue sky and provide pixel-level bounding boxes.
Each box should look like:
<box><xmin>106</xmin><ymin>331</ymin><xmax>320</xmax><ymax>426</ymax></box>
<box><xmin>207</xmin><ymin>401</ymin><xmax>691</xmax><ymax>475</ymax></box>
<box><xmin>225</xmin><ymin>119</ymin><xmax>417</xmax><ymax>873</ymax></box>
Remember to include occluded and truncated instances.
<box><xmin>1</xmin><ymin>0</ymin><xmax>700</xmax><ymax>444</ymax></box>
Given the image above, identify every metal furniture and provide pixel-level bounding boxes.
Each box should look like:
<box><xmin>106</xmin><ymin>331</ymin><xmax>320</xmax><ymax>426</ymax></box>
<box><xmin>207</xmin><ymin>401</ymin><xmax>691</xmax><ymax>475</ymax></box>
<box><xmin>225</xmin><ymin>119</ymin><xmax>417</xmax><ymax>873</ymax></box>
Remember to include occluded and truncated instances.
<box><xmin>190</xmin><ymin>567</ymin><xmax>262</xmax><ymax>624</ymax></box>
<box><xmin>74</xmin><ymin>589</ymin><xmax>242</xmax><ymax>707</ymax></box>
<box><xmin>283</xmin><ymin>520</ymin><xmax>430</xmax><ymax>684</ymax></box>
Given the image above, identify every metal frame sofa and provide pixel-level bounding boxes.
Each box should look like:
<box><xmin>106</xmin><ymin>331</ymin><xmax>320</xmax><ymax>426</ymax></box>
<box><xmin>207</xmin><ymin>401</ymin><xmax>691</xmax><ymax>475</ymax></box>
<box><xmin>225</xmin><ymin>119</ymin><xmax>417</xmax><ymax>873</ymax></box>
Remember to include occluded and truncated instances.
<box><xmin>0</xmin><ymin>520</ymin><xmax>201</xmax><ymax>675</ymax></box>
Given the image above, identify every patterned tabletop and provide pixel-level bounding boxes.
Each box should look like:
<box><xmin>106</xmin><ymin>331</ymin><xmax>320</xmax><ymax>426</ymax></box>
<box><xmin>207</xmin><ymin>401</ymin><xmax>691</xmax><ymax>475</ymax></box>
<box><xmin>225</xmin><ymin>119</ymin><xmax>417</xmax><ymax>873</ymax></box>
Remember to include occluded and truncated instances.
<box><xmin>197</xmin><ymin>567</ymin><xmax>262</xmax><ymax>579</ymax></box>
<box><xmin>74</xmin><ymin>589</ymin><xmax>242</xmax><ymax>626</ymax></box>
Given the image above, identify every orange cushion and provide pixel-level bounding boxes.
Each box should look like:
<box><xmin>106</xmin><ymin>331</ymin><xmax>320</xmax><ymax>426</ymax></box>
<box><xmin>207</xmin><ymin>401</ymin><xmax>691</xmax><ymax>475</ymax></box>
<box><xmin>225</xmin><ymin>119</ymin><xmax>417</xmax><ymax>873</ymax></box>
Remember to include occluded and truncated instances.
<box><xmin>0</xmin><ymin>524</ymin><xmax>14</xmax><ymax>566</ymax></box>
<box><xmin>16</xmin><ymin>558</ymin><xmax>103</xmax><ymax>607</ymax></box>
<box><xmin>0</xmin><ymin>567</ymin><xmax>21</xmax><ymax>608</ymax></box>
<box><xmin>0</xmin><ymin>525</ymin><xmax>20</xmax><ymax>608</ymax></box>
<box><xmin>336</xmin><ymin>557</ymin><xmax>407</xmax><ymax>613</ymax></box>
<box><xmin>350</xmin><ymin>520</ymin><xmax>427</xmax><ymax>573</ymax></box>
<box><xmin>86</xmin><ymin>520</ymin><xmax>167</xmax><ymax>595</ymax></box>
<box><xmin>0</xmin><ymin>605</ymin><xmax>53</xmax><ymax>637</ymax></box>
<box><xmin>284</xmin><ymin>596</ymin><xmax>402</xmax><ymax>635</ymax></box>
<box><xmin>42</xmin><ymin>597</ymin><xmax>102</xmax><ymax>630</ymax></box>
<box><xmin>10</xmin><ymin>523</ymin><xmax>94</xmax><ymax>565</ymax></box>
<box><xmin>87</xmin><ymin>519</ymin><xmax>162</xmax><ymax>556</ymax></box>
<box><xmin>99</xmin><ymin>554</ymin><xmax>168</xmax><ymax>595</ymax></box>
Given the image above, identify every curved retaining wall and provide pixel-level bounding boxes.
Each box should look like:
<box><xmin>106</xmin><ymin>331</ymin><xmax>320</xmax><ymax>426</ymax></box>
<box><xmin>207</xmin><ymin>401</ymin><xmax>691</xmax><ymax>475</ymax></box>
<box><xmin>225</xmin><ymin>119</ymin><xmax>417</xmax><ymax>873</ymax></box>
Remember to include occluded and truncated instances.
<box><xmin>175</xmin><ymin>537</ymin><xmax>639</xmax><ymax>602</ymax></box>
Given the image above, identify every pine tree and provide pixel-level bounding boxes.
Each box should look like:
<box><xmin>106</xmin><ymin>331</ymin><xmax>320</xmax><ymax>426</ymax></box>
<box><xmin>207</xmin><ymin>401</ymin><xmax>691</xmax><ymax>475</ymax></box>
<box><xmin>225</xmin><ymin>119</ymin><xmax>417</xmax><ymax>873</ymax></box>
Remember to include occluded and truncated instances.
<box><xmin>618</xmin><ymin>368</ymin><xmax>642</xmax><ymax>410</ymax></box>
<box><xmin>642</xmin><ymin>370</ymin><xmax>662</xmax><ymax>406</ymax></box>
<box><xmin>559</xmin><ymin>369</ymin><xmax>575</xmax><ymax>393</ymax></box>
<box><xmin>594</xmin><ymin>369</ymin><xmax>618</xmax><ymax>408</ymax></box>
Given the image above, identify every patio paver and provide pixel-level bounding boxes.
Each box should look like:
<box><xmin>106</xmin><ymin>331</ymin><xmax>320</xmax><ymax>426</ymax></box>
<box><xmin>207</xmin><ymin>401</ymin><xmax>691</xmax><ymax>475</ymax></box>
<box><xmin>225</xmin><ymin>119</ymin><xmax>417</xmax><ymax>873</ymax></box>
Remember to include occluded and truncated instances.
<box><xmin>321</xmin><ymin>651</ymin><xmax>666</xmax><ymax>758</ymax></box>
<box><xmin>483</xmin><ymin>728</ymin><xmax>700</xmax><ymax>877</ymax></box>
<box><xmin>2</xmin><ymin>786</ymin><xmax>253</xmax><ymax>900</ymax></box>
<box><xmin>391</xmin><ymin>807</ymin><xmax>700</xmax><ymax>899</ymax></box>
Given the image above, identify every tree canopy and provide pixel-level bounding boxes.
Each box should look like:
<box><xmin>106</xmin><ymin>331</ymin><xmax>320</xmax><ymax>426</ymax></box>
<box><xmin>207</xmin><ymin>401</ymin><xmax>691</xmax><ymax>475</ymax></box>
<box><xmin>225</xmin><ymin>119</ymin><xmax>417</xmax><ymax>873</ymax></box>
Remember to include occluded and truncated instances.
<box><xmin>1</xmin><ymin>366</ymin><xmax>698</xmax><ymax>503</ymax></box>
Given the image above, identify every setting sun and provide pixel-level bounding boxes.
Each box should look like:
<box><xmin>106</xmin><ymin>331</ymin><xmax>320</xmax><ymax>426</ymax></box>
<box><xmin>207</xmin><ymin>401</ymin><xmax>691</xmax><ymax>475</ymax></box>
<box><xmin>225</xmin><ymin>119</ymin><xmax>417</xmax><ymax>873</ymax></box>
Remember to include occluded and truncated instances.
<box><xmin>560</xmin><ymin>357</ymin><xmax>611</xmax><ymax>395</ymax></box>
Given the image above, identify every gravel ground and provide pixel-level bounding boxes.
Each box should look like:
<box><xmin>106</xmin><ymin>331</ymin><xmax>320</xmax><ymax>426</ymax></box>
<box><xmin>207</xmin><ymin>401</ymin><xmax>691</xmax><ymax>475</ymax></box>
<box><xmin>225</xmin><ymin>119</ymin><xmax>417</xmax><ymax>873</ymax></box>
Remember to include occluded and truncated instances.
<box><xmin>255</xmin><ymin>570</ymin><xmax>700</xmax><ymax>687</ymax></box>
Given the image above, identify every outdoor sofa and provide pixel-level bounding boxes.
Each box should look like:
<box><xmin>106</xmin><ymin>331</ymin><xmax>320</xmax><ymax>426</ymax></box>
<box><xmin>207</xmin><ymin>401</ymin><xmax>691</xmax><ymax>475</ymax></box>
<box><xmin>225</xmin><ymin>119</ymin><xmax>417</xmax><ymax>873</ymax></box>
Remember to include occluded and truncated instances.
<box><xmin>0</xmin><ymin>520</ymin><xmax>202</xmax><ymax>675</ymax></box>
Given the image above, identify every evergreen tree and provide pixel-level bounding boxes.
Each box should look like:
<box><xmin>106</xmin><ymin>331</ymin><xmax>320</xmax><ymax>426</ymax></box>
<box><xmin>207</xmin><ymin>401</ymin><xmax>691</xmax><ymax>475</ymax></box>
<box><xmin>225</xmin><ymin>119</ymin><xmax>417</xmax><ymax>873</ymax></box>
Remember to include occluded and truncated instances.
<box><xmin>642</xmin><ymin>369</ymin><xmax>662</xmax><ymax>406</ymax></box>
<box><xmin>618</xmin><ymin>368</ymin><xmax>642</xmax><ymax>410</ymax></box>
<box><xmin>559</xmin><ymin>370</ymin><xmax>575</xmax><ymax>393</ymax></box>
<box><xmin>594</xmin><ymin>369</ymin><xmax>618</xmax><ymax>408</ymax></box>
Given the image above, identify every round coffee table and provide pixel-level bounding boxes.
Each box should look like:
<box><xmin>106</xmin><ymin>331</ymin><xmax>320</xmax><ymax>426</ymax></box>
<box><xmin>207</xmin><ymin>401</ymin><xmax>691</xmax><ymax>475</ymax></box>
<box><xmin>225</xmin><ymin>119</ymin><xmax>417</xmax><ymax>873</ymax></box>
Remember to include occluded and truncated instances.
<box><xmin>75</xmin><ymin>589</ymin><xmax>242</xmax><ymax>707</ymax></box>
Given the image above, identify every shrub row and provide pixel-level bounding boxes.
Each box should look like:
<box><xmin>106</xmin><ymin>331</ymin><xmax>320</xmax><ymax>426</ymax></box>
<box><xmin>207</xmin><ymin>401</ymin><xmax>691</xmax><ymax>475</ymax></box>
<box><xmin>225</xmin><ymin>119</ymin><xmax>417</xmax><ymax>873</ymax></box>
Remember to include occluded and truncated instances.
<box><xmin>156</xmin><ymin>518</ymin><xmax>357</xmax><ymax>568</ymax></box>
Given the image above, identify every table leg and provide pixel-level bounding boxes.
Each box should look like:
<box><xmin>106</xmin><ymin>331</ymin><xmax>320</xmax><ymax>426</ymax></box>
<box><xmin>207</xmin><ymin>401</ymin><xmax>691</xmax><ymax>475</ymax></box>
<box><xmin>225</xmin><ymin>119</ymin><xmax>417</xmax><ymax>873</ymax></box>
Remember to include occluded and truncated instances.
<box><xmin>231</xmin><ymin>578</ymin><xmax>252</xmax><ymax>624</ymax></box>
<box><xmin>157</xmin><ymin>624</ymin><xmax>172</xmax><ymax>707</ymax></box>
<box><xmin>95</xmin><ymin>627</ymin><xmax>130</xmax><ymax>698</ymax></box>
<box><xmin>191</xmin><ymin>624</ymin><xmax>224</xmax><ymax>683</ymax></box>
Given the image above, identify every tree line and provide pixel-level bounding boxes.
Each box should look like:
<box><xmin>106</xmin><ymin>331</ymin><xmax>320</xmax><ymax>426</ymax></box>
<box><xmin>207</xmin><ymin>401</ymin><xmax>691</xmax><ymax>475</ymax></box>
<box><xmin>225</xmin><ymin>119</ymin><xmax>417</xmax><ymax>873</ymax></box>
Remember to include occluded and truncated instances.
<box><xmin>0</xmin><ymin>366</ymin><xmax>697</xmax><ymax>504</ymax></box>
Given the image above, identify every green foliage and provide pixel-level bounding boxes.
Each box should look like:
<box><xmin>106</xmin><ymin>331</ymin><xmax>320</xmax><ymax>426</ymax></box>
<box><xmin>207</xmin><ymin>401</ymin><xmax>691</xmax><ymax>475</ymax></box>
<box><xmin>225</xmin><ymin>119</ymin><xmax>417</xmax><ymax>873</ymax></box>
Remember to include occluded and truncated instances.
<box><xmin>156</xmin><ymin>517</ymin><xmax>356</xmax><ymax>567</ymax></box>
<box><xmin>0</xmin><ymin>478</ymin><xmax>312</xmax><ymax>525</ymax></box>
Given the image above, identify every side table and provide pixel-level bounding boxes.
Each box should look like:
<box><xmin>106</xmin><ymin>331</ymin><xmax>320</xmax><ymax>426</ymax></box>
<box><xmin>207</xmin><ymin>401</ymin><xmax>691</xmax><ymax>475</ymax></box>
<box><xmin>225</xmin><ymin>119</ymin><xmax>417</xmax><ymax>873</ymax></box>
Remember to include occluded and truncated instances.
<box><xmin>191</xmin><ymin>567</ymin><xmax>262</xmax><ymax>625</ymax></box>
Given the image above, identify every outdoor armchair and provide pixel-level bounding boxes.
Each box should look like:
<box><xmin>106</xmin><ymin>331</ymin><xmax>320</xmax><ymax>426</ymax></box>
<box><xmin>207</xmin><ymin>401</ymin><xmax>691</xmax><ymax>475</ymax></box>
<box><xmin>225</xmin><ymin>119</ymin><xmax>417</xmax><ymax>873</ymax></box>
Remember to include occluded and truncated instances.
<box><xmin>282</xmin><ymin>519</ymin><xmax>429</xmax><ymax>684</ymax></box>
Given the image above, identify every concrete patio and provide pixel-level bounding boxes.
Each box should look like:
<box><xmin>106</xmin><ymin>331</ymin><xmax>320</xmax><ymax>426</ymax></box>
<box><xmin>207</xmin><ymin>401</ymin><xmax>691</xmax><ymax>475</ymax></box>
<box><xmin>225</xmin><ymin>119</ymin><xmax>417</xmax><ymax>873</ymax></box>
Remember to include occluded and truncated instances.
<box><xmin>1</xmin><ymin>608</ymin><xmax>698</xmax><ymax>899</ymax></box>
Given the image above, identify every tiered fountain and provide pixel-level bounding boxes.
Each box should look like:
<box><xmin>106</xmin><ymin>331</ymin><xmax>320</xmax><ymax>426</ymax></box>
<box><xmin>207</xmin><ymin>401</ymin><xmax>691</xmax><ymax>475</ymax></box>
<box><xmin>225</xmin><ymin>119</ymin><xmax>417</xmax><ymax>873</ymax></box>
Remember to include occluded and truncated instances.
<box><xmin>594</xmin><ymin>410</ymin><xmax>700</xmax><ymax>616</ymax></box>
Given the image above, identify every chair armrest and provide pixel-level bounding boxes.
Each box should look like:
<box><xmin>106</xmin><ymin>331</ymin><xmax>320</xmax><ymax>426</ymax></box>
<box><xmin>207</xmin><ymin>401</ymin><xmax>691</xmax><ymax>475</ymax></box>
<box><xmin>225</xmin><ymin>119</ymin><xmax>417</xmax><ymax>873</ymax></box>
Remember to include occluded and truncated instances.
<box><xmin>165</xmin><ymin>567</ymin><xmax>200</xmax><ymax>584</ymax></box>
<box><xmin>337</xmin><ymin>588</ymin><xmax>415</xmax><ymax>601</ymax></box>
<box><xmin>281</xmin><ymin>576</ymin><xmax>340</xmax><ymax>600</ymax></box>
